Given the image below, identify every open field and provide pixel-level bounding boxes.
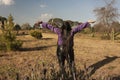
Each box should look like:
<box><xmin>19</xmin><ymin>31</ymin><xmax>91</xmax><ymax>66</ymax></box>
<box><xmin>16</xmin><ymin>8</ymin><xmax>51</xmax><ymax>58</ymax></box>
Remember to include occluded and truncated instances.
<box><xmin>0</xmin><ymin>32</ymin><xmax>120</xmax><ymax>80</ymax></box>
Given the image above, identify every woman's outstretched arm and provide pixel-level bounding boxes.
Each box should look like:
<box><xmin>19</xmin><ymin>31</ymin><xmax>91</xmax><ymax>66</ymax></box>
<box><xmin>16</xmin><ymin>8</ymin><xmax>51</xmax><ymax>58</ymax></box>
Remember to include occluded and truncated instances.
<box><xmin>72</xmin><ymin>20</ymin><xmax>95</xmax><ymax>34</ymax></box>
<box><xmin>35</xmin><ymin>21</ymin><xmax>61</xmax><ymax>34</ymax></box>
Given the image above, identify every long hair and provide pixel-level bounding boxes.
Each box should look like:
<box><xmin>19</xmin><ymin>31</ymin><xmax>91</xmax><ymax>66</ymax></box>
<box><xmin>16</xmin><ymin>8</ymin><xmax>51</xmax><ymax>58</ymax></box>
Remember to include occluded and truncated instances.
<box><xmin>61</xmin><ymin>21</ymin><xmax>72</xmax><ymax>57</ymax></box>
<box><xmin>61</xmin><ymin>21</ymin><xmax>71</xmax><ymax>44</ymax></box>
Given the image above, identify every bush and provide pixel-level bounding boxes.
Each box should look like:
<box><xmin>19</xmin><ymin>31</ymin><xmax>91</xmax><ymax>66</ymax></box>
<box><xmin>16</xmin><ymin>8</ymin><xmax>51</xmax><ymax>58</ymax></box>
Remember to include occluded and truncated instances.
<box><xmin>83</xmin><ymin>27</ymin><xmax>92</xmax><ymax>34</ymax></box>
<box><xmin>30</xmin><ymin>30</ymin><xmax>42</xmax><ymax>39</ymax></box>
<box><xmin>0</xmin><ymin>31</ymin><xmax>23</xmax><ymax>51</ymax></box>
<box><xmin>21</xmin><ymin>23</ymin><xmax>32</xmax><ymax>30</ymax></box>
<box><xmin>0</xmin><ymin>42</ymin><xmax>6</xmax><ymax>50</ymax></box>
<box><xmin>0</xmin><ymin>14</ymin><xmax>23</xmax><ymax>51</ymax></box>
<box><xmin>6</xmin><ymin>40</ymin><xmax>23</xmax><ymax>51</ymax></box>
<box><xmin>101</xmin><ymin>33</ymin><xmax>111</xmax><ymax>40</ymax></box>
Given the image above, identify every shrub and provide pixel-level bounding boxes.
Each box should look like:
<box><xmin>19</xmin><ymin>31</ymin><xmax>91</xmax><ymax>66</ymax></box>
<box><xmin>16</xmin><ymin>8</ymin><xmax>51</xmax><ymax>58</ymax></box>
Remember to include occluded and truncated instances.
<box><xmin>83</xmin><ymin>27</ymin><xmax>92</xmax><ymax>34</ymax></box>
<box><xmin>30</xmin><ymin>30</ymin><xmax>42</xmax><ymax>39</ymax></box>
<box><xmin>6</xmin><ymin>40</ymin><xmax>22</xmax><ymax>51</ymax></box>
<box><xmin>0</xmin><ymin>32</ymin><xmax>23</xmax><ymax>51</ymax></box>
<box><xmin>21</xmin><ymin>23</ymin><xmax>32</xmax><ymax>30</ymax></box>
<box><xmin>0</xmin><ymin>14</ymin><xmax>23</xmax><ymax>51</ymax></box>
<box><xmin>101</xmin><ymin>33</ymin><xmax>111</xmax><ymax>40</ymax></box>
<box><xmin>13</xmin><ymin>24</ymin><xmax>21</xmax><ymax>35</ymax></box>
<box><xmin>0</xmin><ymin>41</ymin><xmax>6</xmax><ymax>50</ymax></box>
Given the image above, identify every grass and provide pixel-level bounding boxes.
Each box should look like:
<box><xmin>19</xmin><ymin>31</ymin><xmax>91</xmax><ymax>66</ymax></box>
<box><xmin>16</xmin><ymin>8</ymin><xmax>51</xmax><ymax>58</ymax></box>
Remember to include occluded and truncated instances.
<box><xmin>0</xmin><ymin>32</ymin><xmax>120</xmax><ymax>80</ymax></box>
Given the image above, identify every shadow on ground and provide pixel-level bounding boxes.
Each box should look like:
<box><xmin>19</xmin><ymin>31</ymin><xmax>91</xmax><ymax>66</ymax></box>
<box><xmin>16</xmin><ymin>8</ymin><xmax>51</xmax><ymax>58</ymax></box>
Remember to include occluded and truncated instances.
<box><xmin>78</xmin><ymin>56</ymin><xmax>120</xmax><ymax>80</ymax></box>
<box><xmin>19</xmin><ymin>44</ymin><xmax>56</xmax><ymax>51</ymax></box>
<box><xmin>21</xmin><ymin>38</ymin><xmax>54</xmax><ymax>42</ymax></box>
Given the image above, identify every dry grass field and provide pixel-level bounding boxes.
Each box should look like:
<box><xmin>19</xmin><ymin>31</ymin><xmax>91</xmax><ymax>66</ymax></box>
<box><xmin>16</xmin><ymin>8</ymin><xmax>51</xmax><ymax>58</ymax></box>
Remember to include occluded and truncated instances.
<box><xmin>0</xmin><ymin>32</ymin><xmax>120</xmax><ymax>80</ymax></box>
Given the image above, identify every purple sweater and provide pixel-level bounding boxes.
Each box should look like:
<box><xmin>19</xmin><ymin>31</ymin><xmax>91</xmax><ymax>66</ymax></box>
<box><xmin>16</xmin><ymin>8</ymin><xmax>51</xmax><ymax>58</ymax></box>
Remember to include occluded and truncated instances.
<box><xmin>42</xmin><ymin>22</ymin><xmax>90</xmax><ymax>46</ymax></box>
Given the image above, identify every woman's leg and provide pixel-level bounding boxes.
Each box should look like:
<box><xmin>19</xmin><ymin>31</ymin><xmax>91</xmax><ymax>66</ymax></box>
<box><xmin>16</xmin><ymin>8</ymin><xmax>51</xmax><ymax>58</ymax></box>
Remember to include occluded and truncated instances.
<box><xmin>57</xmin><ymin>46</ymin><xmax>66</xmax><ymax>78</ymax></box>
<box><xmin>68</xmin><ymin>49</ymin><xmax>76</xmax><ymax>80</ymax></box>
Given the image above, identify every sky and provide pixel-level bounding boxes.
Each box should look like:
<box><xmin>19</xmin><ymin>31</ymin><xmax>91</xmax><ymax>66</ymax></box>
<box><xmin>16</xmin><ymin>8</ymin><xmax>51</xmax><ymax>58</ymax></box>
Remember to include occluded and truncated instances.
<box><xmin>0</xmin><ymin>0</ymin><xmax>120</xmax><ymax>26</ymax></box>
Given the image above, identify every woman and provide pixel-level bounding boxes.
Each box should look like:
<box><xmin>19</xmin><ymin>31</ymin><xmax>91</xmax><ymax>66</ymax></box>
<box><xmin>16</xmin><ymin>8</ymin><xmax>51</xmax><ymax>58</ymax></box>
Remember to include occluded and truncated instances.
<box><xmin>35</xmin><ymin>19</ymin><xmax>95</xmax><ymax>79</ymax></box>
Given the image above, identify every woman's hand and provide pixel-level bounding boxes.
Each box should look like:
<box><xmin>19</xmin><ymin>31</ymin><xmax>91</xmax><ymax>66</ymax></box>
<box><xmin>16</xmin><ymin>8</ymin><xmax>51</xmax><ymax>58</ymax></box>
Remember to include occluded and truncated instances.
<box><xmin>38</xmin><ymin>21</ymin><xmax>43</xmax><ymax>24</ymax></box>
<box><xmin>88</xmin><ymin>20</ymin><xmax>96</xmax><ymax>23</ymax></box>
<box><xmin>35</xmin><ymin>21</ymin><xmax>43</xmax><ymax>26</ymax></box>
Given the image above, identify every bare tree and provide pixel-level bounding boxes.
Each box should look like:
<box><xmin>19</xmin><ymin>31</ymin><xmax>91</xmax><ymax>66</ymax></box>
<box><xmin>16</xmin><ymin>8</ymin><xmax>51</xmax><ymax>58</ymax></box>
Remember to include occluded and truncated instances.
<box><xmin>94</xmin><ymin>0</ymin><xmax>119</xmax><ymax>28</ymax></box>
<box><xmin>94</xmin><ymin>0</ymin><xmax>120</xmax><ymax>40</ymax></box>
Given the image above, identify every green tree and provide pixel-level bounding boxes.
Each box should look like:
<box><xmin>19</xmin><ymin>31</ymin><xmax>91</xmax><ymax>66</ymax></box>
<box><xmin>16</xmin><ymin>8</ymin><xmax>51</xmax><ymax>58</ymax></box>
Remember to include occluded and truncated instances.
<box><xmin>48</xmin><ymin>18</ymin><xmax>79</xmax><ymax>28</ymax></box>
<box><xmin>13</xmin><ymin>24</ymin><xmax>21</xmax><ymax>35</ymax></box>
<box><xmin>3</xmin><ymin>14</ymin><xmax>14</xmax><ymax>31</ymax></box>
<box><xmin>0</xmin><ymin>14</ymin><xmax>22</xmax><ymax>51</ymax></box>
<box><xmin>48</xmin><ymin>18</ymin><xmax>64</xmax><ymax>28</ymax></box>
<box><xmin>0</xmin><ymin>16</ymin><xmax>7</xmax><ymax>29</ymax></box>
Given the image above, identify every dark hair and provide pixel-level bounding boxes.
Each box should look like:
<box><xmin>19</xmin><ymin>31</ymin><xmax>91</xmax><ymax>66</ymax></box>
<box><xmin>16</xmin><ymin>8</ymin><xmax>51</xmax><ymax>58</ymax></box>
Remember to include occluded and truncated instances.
<box><xmin>61</xmin><ymin>21</ymin><xmax>72</xmax><ymax>31</ymax></box>
<box><xmin>61</xmin><ymin>21</ymin><xmax>72</xmax><ymax>53</ymax></box>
